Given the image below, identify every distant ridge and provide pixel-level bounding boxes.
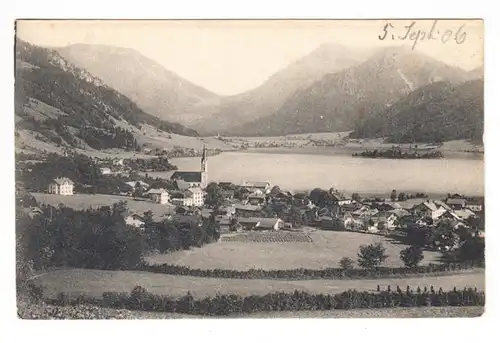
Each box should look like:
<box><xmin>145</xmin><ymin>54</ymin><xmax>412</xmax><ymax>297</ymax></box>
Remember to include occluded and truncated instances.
<box><xmin>56</xmin><ymin>44</ymin><xmax>221</xmax><ymax>125</ymax></box>
<box><xmin>350</xmin><ymin>79</ymin><xmax>484</xmax><ymax>144</ymax></box>
<box><xmin>15</xmin><ymin>39</ymin><xmax>198</xmax><ymax>153</ymax></box>
<box><xmin>227</xmin><ymin>46</ymin><xmax>472</xmax><ymax>136</ymax></box>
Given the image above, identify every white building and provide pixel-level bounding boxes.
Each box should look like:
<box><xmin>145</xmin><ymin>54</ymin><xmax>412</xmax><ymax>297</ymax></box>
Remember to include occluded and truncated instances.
<box><xmin>125</xmin><ymin>214</ymin><xmax>145</xmax><ymax>229</ymax></box>
<box><xmin>48</xmin><ymin>177</ymin><xmax>74</xmax><ymax>195</ymax></box>
<box><xmin>100</xmin><ymin>167</ymin><xmax>112</xmax><ymax>175</ymax></box>
<box><xmin>170</xmin><ymin>190</ymin><xmax>194</xmax><ymax>207</ymax></box>
<box><xmin>147</xmin><ymin>188</ymin><xmax>170</xmax><ymax>204</ymax></box>
<box><xmin>188</xmin><ymin>187</ymin><xmax>204</xmax><ymax>207</ymax></box>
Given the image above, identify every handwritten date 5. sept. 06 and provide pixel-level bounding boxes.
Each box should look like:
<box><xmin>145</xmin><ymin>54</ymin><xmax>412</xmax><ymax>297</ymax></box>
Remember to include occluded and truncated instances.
<box><xmin>378</xmin><ymin>21</ymin><xmax>467</xmax><ymax>50</ymax></box>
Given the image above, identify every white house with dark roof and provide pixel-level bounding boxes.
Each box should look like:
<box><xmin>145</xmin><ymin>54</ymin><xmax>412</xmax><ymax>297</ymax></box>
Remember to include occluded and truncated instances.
<box><xmin>237</xmin><ymin>217</ymin><xmax>284</xmax><ymax>231</ymax></box>
<box><xmin>125</xmin><ymin>213</ymin><xmax>146</xmax><ymax>229</ymax></box>
<box><xmin>48</xmin><ymin>177</ymin><xmax>74</xmax><ymax>195</ymax></box>
<box><xmin>147</xmin><ymin>188</ymin><xmax>170</xmax><ymax>204</ymax></box>
<box><xmin>241</xmin><ymin>181</ymin><xmax>271</xmax><ymax>193</ymax></box>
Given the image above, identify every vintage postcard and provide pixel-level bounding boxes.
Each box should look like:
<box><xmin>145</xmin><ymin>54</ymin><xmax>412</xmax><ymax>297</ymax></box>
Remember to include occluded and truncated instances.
<box><xmin>15</xmin><ymin>19</ymin><xmax>484</xmax><ymax>319</ymax></box>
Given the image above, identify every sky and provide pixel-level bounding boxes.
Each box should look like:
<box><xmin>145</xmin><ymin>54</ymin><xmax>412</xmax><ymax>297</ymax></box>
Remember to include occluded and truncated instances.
<box><xmin>16</xmin><ymin>20</ymin><xmax>483</xmax><ymax>95</ymax></box>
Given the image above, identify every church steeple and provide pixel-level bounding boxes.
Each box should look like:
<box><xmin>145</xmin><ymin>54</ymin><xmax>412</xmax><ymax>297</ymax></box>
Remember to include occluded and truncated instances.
<box><xmin>201</xmin><ymin>144</ymin><xmax>207</xmax><ymax>172</ymax></box>
<box><xmin>200</xmin><ymin>144</ymin><xmax>208</xmax><ymax>188</ymax></box>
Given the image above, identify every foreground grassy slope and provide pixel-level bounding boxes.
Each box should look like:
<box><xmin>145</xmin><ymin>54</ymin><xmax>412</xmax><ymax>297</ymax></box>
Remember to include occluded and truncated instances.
<box><xmin>34</xmin><ymin>268</ymin><xmax>485</xmax><ymax>300</ymax></box>
<box><xmin>145</xmin><ymin>231</ymin><xmax>442</xmax><ymax>270</ymax></box>
<box><xmin>18</xmin><ymin>299</ymin><xmax>483</xmax><ymax>319</ymax></box>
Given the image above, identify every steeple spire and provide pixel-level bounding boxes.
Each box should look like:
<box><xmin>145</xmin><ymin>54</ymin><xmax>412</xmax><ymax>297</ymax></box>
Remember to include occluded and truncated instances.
<box><xmin>201</xmin><ymin>144</ymin><xmax>207</xmax><ymax>172</ymax></box>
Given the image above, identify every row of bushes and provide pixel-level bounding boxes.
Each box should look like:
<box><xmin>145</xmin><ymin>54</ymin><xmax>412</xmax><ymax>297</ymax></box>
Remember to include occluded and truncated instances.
<box><xmin>47</xmin><ymin>286</ymin><xmax>485</xmax><ymax>316</ymax></box>
<box><xmin>137</xmin><ymin>260</ymin><xmax>482</xmax><ymax>280</ymax></box>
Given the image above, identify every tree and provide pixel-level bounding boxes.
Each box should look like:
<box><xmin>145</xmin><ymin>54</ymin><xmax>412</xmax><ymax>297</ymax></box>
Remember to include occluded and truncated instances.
<box><xmin>390</xmin><ymin>189</ymin><xmax>397</xmax><ymax>202</ymax></box>
<box><xmin>229</xmin><ymin>218</ymin><xmax>240</xmax><ymax>232</ymax></box>
<box><xmin>351</xmin><ymin>193</ymin><xmax>361</xmax><ymax>203</ymax></box>
<box><xmin>204</xmin><ymin>182</ymin><xmax>224</xmax><ymax>208</ymax></box>
<box><xmin>357</xmin><ymin>243</ymin><xmax>388</xmax><ymax>269</ymax></box>
<box><xmin>400</xmin><ymin>245</ymin><xmax>424</xmax><ymax>267</ymax></box>
<box><xmin>339</xmin><ymin>257</ymin><xmax>355</xmax><ymax>270</ymax></box>
<box><xmin>398</xmin><ymin>192</ymin><xmax>407</xmax><ymax>202</ymax></box>
<box><xmin>270</xmin><ymin>185</ymin><xmax>281</xmax><ymax>195</ymax></box>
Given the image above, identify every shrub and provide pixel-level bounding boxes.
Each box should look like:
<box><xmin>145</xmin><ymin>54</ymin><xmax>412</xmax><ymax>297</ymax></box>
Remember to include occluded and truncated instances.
<box><xmin>339</xmin><ymin>257</ymin><xmax>355</xmax><ymax>270</ymax></box>
<box><xmin>357</xmin><ymin>243</ymin><xmax>388</xmax><ymax>269</ymax></box>
<box><xmin>48</xmin><ymin>287</ymin><xmax>486</xmax><ymax>316</ymax></box>
<box><xmin>400</xmin><ymin>245</ymin><xmax>425</xmax><ymax>267</ymax></box>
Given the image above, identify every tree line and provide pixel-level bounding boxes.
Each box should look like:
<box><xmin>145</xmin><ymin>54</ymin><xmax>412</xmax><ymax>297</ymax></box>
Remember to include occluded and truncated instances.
<box><xmin>17</xmin><ymin>202</ymin><xmax>220</xmax><ymax>271</ymax></box>
<box><xmin>137</xmin><ymin>260</ymin><xmax>480</xmax><ymax>280</ymax></box>
<box><xmin>46</xmin><ymin>286</ymin><xmax>485</xmax><ymax>316</ymax></box>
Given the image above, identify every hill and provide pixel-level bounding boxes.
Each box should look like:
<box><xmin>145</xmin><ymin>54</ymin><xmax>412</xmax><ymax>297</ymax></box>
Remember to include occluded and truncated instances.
<box><xmin>350</xmin><ymin>79</ymin><xmax>484</xmax><ymax>143</ymax></box>
<box><xmin>56</xmin><ymin>44</ymin><xmax>220</xmax><ymax>125</ymax></box>
<box><xmin>15</xmin><ymin>39</ymin><xmax>199</xmax><ymax>154</ymax></box>
<box><xmin>229</xmin><ymin>46</ymin><xmax>471</xmax><ymax>136</ymax></box>
<box><xmin>187</xmin><ymin>43</ymin><xmax>372</xmax><ymax>135</ymax></box>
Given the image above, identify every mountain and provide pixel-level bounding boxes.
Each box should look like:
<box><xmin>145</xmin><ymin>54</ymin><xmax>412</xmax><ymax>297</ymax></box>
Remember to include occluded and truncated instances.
<box><xmin>468</xmin><ymin>66</ymin><xmax>484</xmax><ymax>80</ymax></box>
<box><xmin>15</xmin><ymin>39</ymin><xmax>198</xmax><ymax>153</ymax></box>
<box><xmin>55</xmin><ymin>44</ymin><xmax>220</xmax><ymax>124</ymax></box>
<box><xmin>186</xmin><ymin>43</ymin><xmax>373</xmax><ymax>135</ymax></box>
<box><xmin>229</xmin><ymin>46</ymin><xmax>472</xmax><ymax>136</ymax></box>
<box><xmin>350</xmin><ymin>79</ymin><xmax>483</xmax><ymax>143</ymax></box>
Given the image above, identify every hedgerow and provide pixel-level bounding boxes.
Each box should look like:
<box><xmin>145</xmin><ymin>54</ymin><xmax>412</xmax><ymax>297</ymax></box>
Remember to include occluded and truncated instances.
<box><xmin>47</xmin><ymin>286</ymin><xmax>485</xmax><ymax>316</ymax></box>
<box><xmin>136</xmin><ymin>260</ymin><xmax>483</xmax><ymax>280</ymax></box>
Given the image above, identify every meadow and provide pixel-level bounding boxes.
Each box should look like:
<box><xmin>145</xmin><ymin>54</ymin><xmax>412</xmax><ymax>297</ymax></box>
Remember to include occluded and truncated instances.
<box><xmin>34</xmin><ymin>268</ymin><xmax>484</xmax><ymax>300</ymax></box>
<box><xmin>144</xmin><ymin>231</ymin><xmax>443</xmax><ymax>270</ymax></box>
<box><xmin>32</xmin><ymin>193</ymin><xmax>175</xmax><ymax>218</ymax></box>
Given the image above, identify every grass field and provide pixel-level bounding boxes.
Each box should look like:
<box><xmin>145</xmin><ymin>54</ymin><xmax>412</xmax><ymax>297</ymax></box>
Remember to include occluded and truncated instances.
<box><xmin>145</xmin><ymin>231</ymin><xmax>442</xmax><ymax>270</ymax></box>
<box><xmin>32</xmin><ymin>193</ymin><xmax>175</xmax><ymax>218</ymax></box>
<box><xmin>34</xmin><ymin>268</ymin><xmax>485</xmax><ymax>300</ymax></box>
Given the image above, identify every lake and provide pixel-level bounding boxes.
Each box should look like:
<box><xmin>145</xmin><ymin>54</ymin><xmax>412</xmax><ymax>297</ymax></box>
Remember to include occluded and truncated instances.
<box><xmin>149</xmin><ymin>151</ymin><xmax>484</xmax><ymax>196</ymax></box>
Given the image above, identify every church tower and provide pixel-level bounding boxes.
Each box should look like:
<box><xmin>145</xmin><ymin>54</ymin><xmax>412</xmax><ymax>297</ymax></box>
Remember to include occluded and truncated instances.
<box><xmin>200</xmin><ymin>144</ymin><xmax>208</xmax><ymax>188</ymax></box>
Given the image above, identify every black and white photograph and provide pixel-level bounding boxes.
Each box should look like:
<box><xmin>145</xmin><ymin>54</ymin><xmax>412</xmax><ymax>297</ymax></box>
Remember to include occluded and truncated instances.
<box><xmin>13</xmin><ymin>19</ymin><xmax>485</xmax><ymax>320</ymax></box>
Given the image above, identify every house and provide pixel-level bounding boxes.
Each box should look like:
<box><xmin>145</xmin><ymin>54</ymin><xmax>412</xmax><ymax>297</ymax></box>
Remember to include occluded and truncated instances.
<box><xmin>147</xmin><ymin>188</ymin><xmax>170</xmax><ymax>204</ymax></box>
<box><xmin>237</xmin><ymin>217</ymin><xmax>284</xmax><ymax>231</ymax></box>
<box><xmin>48</xmin><ymin>177</ymin><xmax>74</xmax><ymax>195</ymax></box>
<box><xmin>241</xmin><ymin>181</ymin><xmax>271</xmax><ymax>193</ymax></box>
<box><xmin>125</xmin><ymin>180</ymin><xmax>150</xmax><ymax>191</ymax></box>
<box><xmin>217</xmin><ymin>217</ymin><xmax>232</xmax><ymax>233</ymax></box>
<box><xmin>411</xmin><ymin>200</ymin><xmax>438</xmax><ymax>217</ymax></box>
<box><xmin>99</xmin><ymin>167</ymin><xmax>112</xmax><ymax>175</ymax></box>
<box><xmin>454</xmin><ymin>209</ymin><xmax>477</xmax><ymax>221</ymax></box>
<box><xmin>188</xmin><ymin>187</ymin><xmax>204</xmax><ymax>207</ymax></box>
<box><xmin>234</xmin><ymin>204</ymin><xmax>262</xmax><ymax>217</ymax></box>
<box><xmin>466</xmin><ymin>198</ymin><xmax>483</xmax><ymax>212</ymax></box>
<box><xmin>22</xmin><ymin>206</ymin><xmax>44</xmax><ymax>219</ymax></box>
<box><xmin>388</xmin><ymin>208</ymin><xmax>410</xmax><ymax>219</ymax></box>
<box><xmin>330</xmin><ymin>191</ymin><xmax>353</xmax><ymax>206</ymax></box>
<box><xmin>169</xmin><ymin>190</ymin><xmax>194</xmax><ymax>207</ymax></box>
<box><xmin>174</xmin><ymin>179</ymin><xmax>191</xmax><ymax>191</ymax></box>
<box><xmin>125</xmin><ymin>214</ymin><xmax>146</xmax><ymax>229</ymax></box>
<box><xmin>340</xmin><ymin>202</ymin><xmax>362</xmax><ymax>214</ymax></box>
<box><xmin>112</xmin><ymin>158</ymin><xmax>124</xmax><ymax>167</ymax></box>
<box><xmin>344</xmin><ymin>214</ymin><xmax>364</xmax><ymax>231</ymax></box>
<box><xmin>445</xmin><ymin>197</ymin><xmax>467</xmax><ymax>210</ymax></box>
<box><xmin>247</xmin><ymin>194</ymin><xmax>267</xmax><ymax>206</ymax></box>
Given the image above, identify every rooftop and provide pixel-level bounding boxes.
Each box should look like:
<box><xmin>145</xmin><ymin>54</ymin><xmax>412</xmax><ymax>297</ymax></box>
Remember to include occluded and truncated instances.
<box><xmin>171</xmin><ymin>171</ymin><xmax>202</xmax><ymax>183</ymax></box>
<box><xmin>52</xmin><ymin>177</ymin><xmax>74</xmax><ymax>185</ymax></box>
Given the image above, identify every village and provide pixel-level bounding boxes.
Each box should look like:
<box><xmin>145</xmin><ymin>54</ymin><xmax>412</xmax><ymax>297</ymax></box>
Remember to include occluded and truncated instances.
<box><xmin>19</xmin><ymin>145</ymin><xmax>485</xmax><ymax>256</ymax></box>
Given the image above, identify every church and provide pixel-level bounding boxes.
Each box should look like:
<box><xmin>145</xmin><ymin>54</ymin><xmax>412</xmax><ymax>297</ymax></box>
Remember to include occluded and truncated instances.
<box><xmin>170</xmin><ymin>145</ymin><xmax>208</xmax><ymax>189</ymax></box>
